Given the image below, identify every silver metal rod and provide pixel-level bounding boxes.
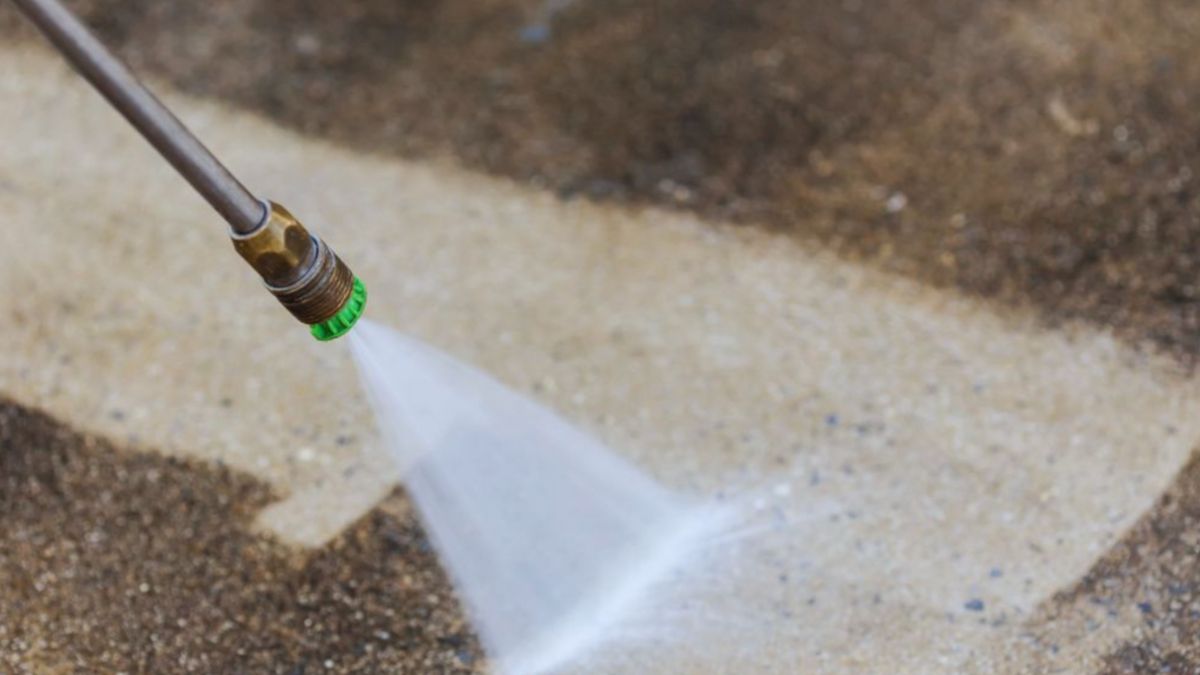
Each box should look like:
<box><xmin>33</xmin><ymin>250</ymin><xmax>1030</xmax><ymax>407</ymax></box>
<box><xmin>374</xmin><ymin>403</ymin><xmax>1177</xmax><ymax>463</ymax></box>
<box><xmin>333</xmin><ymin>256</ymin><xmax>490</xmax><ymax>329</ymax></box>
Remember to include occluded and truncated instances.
<box><xmin>10</xmin><ymin>0</ymin><xmax>266</xmax><ymax>233</ymax></box>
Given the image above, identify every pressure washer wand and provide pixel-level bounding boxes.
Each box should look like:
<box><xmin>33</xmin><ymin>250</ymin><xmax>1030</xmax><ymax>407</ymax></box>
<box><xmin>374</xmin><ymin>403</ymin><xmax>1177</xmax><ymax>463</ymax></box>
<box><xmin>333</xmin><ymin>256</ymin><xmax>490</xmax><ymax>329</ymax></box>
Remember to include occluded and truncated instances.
<box><xmin>10</xmin><ymin>0</ymin><xmax>366</xmax><ymax>341</ymax></box>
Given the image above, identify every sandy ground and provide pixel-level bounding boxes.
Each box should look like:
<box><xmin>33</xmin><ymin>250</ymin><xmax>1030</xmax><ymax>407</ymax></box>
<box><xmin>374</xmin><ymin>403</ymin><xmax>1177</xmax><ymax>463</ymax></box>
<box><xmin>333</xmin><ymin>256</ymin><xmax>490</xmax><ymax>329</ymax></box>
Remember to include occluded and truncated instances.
<box><xmin>3</xmin><ymin>42</ymin><xmax>1200</xmax><ymax>673</ymax></box>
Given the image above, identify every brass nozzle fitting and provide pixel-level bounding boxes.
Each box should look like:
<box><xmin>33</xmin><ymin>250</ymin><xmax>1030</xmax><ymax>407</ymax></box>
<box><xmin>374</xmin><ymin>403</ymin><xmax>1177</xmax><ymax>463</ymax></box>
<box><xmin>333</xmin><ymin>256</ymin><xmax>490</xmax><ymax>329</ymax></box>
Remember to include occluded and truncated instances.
<box><xmin>232</xmin><ymin>201</ymin><xmax>357</xmax><ymax>327</ymax></box>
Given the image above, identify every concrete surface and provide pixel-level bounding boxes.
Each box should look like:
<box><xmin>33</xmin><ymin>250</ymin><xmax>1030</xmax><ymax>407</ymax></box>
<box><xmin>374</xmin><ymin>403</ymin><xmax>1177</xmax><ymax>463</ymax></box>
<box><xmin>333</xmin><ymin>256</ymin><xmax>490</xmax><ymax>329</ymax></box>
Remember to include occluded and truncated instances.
<box><xmin>3</xmin><ymin>44</ymin><xmax>1200</xmax><ymax>673</ymax></box>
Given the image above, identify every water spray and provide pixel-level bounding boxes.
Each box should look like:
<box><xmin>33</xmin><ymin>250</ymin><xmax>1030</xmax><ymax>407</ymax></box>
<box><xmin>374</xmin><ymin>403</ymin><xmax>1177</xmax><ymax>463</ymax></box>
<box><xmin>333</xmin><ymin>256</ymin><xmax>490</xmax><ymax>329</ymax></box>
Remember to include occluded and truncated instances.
<box><xmin>10</xmin><ymin>0</ymin><xmax>366</xmax><ymax>341</ymax></box>
<box><xmin>10</xmin><ymin>1</ymin><xmax>732</xmax><ymax>672</ymax></box>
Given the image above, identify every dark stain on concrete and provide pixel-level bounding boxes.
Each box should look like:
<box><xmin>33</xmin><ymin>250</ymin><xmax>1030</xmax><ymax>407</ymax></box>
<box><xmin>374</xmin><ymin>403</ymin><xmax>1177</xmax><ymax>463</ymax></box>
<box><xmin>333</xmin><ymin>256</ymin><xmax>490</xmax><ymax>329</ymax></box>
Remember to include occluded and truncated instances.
<box><xmin>0</xmin><ymin>398</ymin><xmax>482</xmax><ymax>673</ymax></box>
<box><xmin>3</xmin><ymin>0</ymin><xmax>1200</xmax><ymax>361</ymax></box>
<box><xmin>1033</xmin><ymin>451</ymin><xmax>1200</xmax><ymax>673</ymax></box>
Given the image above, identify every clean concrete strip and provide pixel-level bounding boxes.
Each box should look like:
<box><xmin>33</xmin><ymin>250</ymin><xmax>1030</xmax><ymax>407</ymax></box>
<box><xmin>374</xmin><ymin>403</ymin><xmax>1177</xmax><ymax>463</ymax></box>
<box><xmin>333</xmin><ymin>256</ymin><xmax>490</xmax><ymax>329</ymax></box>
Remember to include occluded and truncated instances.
<box><xmin>1</xmin><ymin>46</ymin><xmax>1197</xmax><ymax>673</ymax></box>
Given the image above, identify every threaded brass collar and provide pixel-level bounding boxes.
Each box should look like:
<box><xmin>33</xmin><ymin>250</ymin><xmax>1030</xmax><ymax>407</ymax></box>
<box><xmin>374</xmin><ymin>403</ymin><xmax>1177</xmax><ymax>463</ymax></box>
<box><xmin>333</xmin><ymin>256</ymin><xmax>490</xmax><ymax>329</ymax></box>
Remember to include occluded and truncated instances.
<box><xmin>231</xmin><ymin>201</ymin><xmax>357</xmax><ymax>326</ymax></box>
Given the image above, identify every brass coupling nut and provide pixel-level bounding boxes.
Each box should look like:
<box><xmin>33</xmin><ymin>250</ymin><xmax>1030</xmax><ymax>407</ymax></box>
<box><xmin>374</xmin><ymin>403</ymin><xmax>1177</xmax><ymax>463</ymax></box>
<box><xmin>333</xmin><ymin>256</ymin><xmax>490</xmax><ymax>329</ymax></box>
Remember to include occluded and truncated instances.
<box><xmin>231</xmin><ymin>202</ymin><xmax>363</xmax><ymax>337</ymax></box>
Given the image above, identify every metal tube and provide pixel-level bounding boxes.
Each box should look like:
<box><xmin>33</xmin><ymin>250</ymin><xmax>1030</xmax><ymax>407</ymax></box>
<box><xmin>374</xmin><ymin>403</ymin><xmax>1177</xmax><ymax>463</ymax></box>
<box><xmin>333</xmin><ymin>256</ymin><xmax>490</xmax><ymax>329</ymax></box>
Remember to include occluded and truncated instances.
<box><xmin>10</xmin><ymin>0</ymin><xmax>265</xmax><ymax>233</ymax></box>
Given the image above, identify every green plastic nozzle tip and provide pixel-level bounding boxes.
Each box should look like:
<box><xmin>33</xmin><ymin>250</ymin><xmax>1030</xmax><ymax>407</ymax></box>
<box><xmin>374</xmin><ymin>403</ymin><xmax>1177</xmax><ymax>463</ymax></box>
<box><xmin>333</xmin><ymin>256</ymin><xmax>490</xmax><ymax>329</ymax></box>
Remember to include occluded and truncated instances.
<box><xmin>311</xmin><ymin>277</ymin><xmax>367</xmax><ymax>341</ymax></box>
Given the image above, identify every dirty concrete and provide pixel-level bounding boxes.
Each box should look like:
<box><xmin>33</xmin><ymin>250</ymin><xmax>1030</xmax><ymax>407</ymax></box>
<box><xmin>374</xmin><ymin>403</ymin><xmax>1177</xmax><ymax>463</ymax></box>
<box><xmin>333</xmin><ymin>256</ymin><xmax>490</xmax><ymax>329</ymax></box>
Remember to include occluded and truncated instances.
<box><xmin>1018</xmin><ymin>451</ymin><xmax>1200</xmax><ymax>674</ymax></box>
<box><xmin>4</xmin><ymin>0</ymin><xmax>1198</xmax><ymax>361</ymax></box>
<box><xmin>4</xmin><ymin>38</ymin><xmax>1200</xmax><ymax>672</ymax></box>
<box><xmin>0</xmin><ymin>399</ymin><xmax>482</xmax><ymax>674</ymax></box>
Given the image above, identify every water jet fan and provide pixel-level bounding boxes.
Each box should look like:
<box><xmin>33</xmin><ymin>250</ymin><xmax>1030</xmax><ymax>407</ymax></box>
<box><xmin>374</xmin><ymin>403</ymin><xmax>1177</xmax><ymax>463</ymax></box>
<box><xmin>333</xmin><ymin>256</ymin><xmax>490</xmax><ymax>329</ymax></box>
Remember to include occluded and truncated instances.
<box><xmin>10</xmin><ymin>1</ymin><xmax>721</xmax><ymax>671</ymax></box>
